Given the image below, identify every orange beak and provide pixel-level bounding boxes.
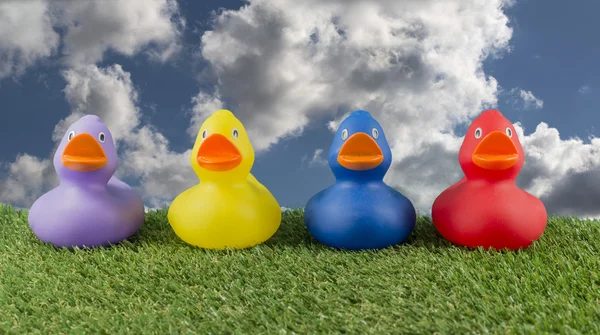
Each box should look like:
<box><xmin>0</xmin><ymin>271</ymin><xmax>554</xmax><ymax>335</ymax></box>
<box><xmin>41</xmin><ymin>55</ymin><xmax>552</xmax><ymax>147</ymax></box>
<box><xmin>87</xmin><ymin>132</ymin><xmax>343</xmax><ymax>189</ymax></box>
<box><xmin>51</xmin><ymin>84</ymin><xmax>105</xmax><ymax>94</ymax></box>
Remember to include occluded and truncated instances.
<box><xmin>337</xmin><ymin>132</ymin><xmax>384</xmax><ymax>171</ymax></box>
<box><xmin>62</xmin><ymin>133</ymin><xmax>108</xmax><ymax>172</ymax></box>
<box><xmin>472</xmin><ymin>131</ymin><xmax>518</xmax><ymax>170</ymax></box>
<box><xmin>197</xmin><ymin>134</ymin><xmax>242</xmax><ymax>171</ymax></box>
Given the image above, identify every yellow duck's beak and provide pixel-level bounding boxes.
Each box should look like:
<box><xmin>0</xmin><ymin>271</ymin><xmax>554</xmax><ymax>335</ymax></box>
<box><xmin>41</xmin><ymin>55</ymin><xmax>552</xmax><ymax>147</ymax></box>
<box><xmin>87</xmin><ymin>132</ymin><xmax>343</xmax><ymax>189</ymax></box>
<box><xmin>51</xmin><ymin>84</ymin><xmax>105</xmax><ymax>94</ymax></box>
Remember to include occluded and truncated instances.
<box><xmin>197</xmin><ymin>134</ymin><xmax>242</xmax><ymax>171</ymax></box>
<box><xmin>472</xmin><ymin>131</ymin><xmax>518</xmax><ymax>170</ymax></box>
<box><xmin>337</xmin><ymin>132</ymin><xmax>384</xmax><ymax>171</ymax></box>
<box><xmin>62</xmin><ymin>133</ymin><xmax>107</xmax><ymax>172</ymax></box>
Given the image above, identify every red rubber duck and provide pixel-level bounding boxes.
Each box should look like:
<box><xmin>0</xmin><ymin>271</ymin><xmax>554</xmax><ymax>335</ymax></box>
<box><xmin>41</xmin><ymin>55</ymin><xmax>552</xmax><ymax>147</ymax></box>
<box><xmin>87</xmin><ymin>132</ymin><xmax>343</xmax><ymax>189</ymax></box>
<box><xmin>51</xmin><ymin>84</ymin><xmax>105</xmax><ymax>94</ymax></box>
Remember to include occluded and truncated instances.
<box><xmin>431</xmin><ymin>109</ymin><xmax>547</xmax><ymax>250</ymax></box>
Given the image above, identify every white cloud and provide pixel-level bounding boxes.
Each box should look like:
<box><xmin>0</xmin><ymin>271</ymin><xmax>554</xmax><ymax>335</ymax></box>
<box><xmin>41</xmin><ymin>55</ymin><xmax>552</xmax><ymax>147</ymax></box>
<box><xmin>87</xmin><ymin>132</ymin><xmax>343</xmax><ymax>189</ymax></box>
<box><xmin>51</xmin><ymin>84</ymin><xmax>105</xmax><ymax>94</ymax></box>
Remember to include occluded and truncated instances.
<box><xmin>0</xmin><ymin>62</ymin><xmax>195</xmax><ymax>208</ymax></box>
<box><xmin>578</xmin><ymin>85</ymin><xmax>590</xmax><ymax>94</ymax></box>
<box><xmin>54</xmin><ymin>0</ymin><xmax>183</xmax><ymax>66</ymax></box>
<box><xmin>0</xmin><ymin>154</ymin><xmax>57</xmax><ymax>207</ymax></box>
<box><xmin>0</xmin><ymin>0</ymin><xmax>182</xmax><ymax>79</ymax></box>
<box><xmin>308</xmin><ymin>148</ymin><xmax>327</xmax><ymax>167</ymax></box>
<box><xmin>189</xmin><ymin>92</ymin><xmax>224</xmax><ymax>137</ymax></box>
<box><xmin>0</xmin><ymin>0</ymin><xmax>59</xmax><ymax>78</ymax></box>
<box><xmin>519</xmin><ymin>89</ymin><xmax>544</xmax><ymax>109</ymax></box>
<box><xmin>57</xmin><ymin>64</ymin><xmax>141</xmax><ymax>142</ymax></box>
<box><xmin>193</xmin><ymin>0</ymin><xmax>600</xmax><ymax>216</ymax></box>
<box><xmin>60</xmin><ymin>64</ymin><xmax>195</xmax><ymax>208</ymax></box>
<box><xmin>195</xmin><ymin>0</ymin><xmax>512</xmax><ymax>210</ymax></box>
<box><xmin>119</xmin><ymin>125</ymin><xmax>194</xmax><ymax>208</ymax></box>
<box><xmin>0</xmin><ymin>0</ymin><xmax>189</xmax><ymax>208</ymax></box>
<box><xmin>3</xmin><ymin>0</ymin><xmax>600</xmax><ymax>218</ymax></box>
<box><xmin>507</xmin><ymin>88</ymin><xmax>543</xmax><ymax>110</ymax></box>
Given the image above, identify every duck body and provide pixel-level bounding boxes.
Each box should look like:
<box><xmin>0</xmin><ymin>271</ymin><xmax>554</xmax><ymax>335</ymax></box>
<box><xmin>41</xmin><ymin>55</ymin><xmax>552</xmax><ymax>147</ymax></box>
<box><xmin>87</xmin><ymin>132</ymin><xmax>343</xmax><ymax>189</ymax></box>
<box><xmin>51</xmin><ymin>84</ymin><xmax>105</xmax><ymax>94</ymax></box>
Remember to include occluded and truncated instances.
<box><xmin>28</xmin><ymin>115</ymin><xmax>144</xmax><ymax>248</ymax></box>
<box><xmin>432</xmin><ymin>178</ymin><xmax>546</xmax><ymax>250</ymax></box>
<box><xmin>29</xmin><ymin>176</ymin><xmax>144</xmax><ymax>248</ymax></box>
<box><xmin>431</xmin><ymin>110</ymin><xmax>547</xmax><ymax>250</ymax></box>
<box><xmin>168</xmin><ymin>175</ymin><xmax>281</xmax><ymax>249</ymax></box>
<box><xmin>167</xmin><ymin>109</ymin><xmax>281</xmax><ymax>249</ymax></box>
<box><xmin>305</xmin><ymin>180</ymin><xmax>416</xmax><ymax>250</ymax></box>
<box><xmin>304</xmin><ymin>110</ymin><xmax>416</xmax><ymax>250</ymax></box>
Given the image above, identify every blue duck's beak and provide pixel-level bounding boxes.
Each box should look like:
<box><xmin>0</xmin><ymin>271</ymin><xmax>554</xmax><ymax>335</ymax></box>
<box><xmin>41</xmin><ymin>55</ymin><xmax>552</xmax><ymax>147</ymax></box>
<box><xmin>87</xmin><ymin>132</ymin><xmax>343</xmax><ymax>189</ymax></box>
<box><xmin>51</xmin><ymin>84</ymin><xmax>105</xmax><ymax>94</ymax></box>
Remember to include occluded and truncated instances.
<box><xmin>337</xmin><ymin>132</ymin><xmax>383</xmax><ymax>171</ymax></box>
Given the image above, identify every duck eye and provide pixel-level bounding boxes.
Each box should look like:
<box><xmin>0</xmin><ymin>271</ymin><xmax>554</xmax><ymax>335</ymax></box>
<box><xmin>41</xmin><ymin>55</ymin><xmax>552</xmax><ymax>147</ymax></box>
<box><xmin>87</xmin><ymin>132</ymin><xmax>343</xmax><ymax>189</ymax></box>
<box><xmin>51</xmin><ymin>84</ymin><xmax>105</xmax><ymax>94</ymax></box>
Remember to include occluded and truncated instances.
<box><xmin>201</xmin><ymin>130</ymin><xmax>207</xmax><ymax>139</ymax></box>
<box><xmin>505</xmin><ymin>127</ymin><xmax>512</xmax><ymax>138</ymax></box>
<box><xmin>98</xmin><ymin>132</ymin><xmax>106</xmax><ymax>142</ymax></box>
<box><xmin>232</xmin><ymin>129</ymin><xmax>239</xmax><ymax>138</ymax></box>
<box><xmin>372</xmin><ymin>128</ymin><xmax>379</xmax><ymax>139</ymax></box>
<box><xmin>341</xmin><ymin>129</ymin><xmax>348</xmax><ymax>140</ymax></box>
<box><xmin>68</xmin><ymin>131</ymin><xmax>75</xmax><ymax>141</ymax></box>
<box><xmin>474</xmin><ymin>127</ymin><xmax>482</xmax><ymax>139</ymax></box>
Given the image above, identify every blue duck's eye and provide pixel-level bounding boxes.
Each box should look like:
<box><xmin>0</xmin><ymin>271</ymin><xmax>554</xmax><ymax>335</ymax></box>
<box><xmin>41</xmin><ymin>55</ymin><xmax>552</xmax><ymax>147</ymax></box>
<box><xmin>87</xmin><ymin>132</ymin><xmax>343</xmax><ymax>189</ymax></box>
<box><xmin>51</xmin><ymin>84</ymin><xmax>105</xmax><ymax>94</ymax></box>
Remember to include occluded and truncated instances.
<box><xmin>202</xmin><ymin>130</ymin><xmax>207</xmax><ymax>139</ymax></box>
<box><xmin>232</xmin><ymin>129</ymin><xmax>239</xmax><ymax>138</ymax></box>
<box><xmin>505</xmin><ymin>127</ymin><xmax>512</xmax><ymax>138</ymax></box>
<box><xmin>372</xmin><ymin>128</ymin><xmax>379</xmax><ymax>139</ymax></box>
<box><xmin>98</xmin><ymin>132</ymin><xmax>106</xmax><ymax>142</ymax></box>
<box><xmin>341</xmin><ymin>129</ymin><xmax>348</xmax><ymax>140</ymax></box>
<box><xmin>68</xmin><ymin>131</ymin><xmax>75</xmax><ymax>141</ymax></box>
<box><xmin>474</xmin><ymin>127</ymin><xmax>482</xmax><ymax>139</ymax></box>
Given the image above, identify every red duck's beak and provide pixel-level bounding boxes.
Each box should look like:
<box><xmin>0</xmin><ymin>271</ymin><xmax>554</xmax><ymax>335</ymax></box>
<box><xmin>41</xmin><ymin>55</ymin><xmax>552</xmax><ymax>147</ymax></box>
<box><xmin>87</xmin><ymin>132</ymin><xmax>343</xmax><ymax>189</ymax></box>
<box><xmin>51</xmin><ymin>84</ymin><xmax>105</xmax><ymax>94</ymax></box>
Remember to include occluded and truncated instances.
<box><xmin>62</xmin><ymin>133</ymin><xmax>108</xmax><ymax>172</ymax></box>
<box><xmin>472</xmin><ymin>131</ymin><xmax>518</xmax><ymax>170</ymax></box>
<box><xmin>337</xmin><ymin>132</ymin><xmax>384</xmax><ymax>171</ymax></box>
<box><xmin>197</xmin><ymin>134</ymin><xmax>242</xmax><ymax>171</ymax></box>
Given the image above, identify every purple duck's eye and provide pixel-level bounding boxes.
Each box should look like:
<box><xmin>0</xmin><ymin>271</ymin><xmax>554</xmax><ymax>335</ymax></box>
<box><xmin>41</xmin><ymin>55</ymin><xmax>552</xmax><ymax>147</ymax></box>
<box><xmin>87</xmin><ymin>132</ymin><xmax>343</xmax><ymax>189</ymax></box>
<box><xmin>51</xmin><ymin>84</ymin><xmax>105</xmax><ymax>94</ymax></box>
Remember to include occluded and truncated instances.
<box><xmin>98</xmin><ymin>132</ymin><xmax>106</xmax><ymax>142</ymax></box>
<box><xmin>68</xmin><ymin>131</ymin><xmax>75</xmax><ymax>141</ymax></box>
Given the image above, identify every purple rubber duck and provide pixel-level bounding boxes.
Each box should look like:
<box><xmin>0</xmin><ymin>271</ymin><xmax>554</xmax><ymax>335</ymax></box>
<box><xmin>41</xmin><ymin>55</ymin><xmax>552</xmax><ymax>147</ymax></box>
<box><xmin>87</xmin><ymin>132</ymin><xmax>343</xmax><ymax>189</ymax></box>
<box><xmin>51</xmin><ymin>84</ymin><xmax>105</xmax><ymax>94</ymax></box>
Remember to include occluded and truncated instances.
<box><xmin>28</xmin><ymin>115</ymin><xmax>144</xmax><ymax>248</ymax></box>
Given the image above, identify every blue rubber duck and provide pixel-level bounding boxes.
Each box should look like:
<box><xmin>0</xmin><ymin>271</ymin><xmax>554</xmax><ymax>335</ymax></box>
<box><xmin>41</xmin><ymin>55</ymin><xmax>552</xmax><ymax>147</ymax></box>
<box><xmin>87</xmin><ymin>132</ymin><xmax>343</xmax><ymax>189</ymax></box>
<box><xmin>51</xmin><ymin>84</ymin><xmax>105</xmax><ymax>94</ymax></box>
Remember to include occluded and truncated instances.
<box><xmin>304</xmin><ymin>110</ymin><xmax>417</xmax><ymax>250</ymax></box>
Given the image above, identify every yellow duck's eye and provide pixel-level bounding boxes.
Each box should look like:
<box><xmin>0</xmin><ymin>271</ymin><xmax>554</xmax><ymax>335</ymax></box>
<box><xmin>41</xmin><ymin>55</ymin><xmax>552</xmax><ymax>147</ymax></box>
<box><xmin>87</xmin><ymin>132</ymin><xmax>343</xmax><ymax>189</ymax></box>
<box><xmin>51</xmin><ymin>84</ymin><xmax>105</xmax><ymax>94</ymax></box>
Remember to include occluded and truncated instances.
<box><xmin>202</xmin><ymin>130</ymin><xmax>207</xmax><ymax>139</ymax></box>
<box><xmin>232</xmin><ymin>129</ymin><xmax>239</xmax><ymax>138</ymax></box>
<box><xmin>68</xmin><ymin>131</ymin><xmax>75</xmax><ymax>141</ymax></box>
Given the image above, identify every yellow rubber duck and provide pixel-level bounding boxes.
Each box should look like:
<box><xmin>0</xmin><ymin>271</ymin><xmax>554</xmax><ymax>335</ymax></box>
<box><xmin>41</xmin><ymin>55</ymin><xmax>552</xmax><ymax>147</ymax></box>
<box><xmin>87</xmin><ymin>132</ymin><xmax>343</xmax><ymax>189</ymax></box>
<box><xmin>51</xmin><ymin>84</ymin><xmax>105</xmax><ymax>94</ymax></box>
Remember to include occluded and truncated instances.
<box><xmin>168</xmin><ymin>109</ymin><xmax>282</xmax><ymax>249</ymax></box>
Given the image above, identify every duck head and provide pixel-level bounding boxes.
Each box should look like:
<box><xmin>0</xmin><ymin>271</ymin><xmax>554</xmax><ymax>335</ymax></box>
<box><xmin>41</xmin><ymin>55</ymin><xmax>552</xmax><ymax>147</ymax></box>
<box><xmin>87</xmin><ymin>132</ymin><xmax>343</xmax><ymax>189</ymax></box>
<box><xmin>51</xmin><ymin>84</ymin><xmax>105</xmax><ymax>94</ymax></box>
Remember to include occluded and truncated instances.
<box><xmin>458</xmin><ymin>109</ymin><xmax>524</xmax><ymax>181</ymax></box>
<box><xmin>191</xmin><ymin>109</ymin><xmax>254</xmax><ymax>182</ymax></box>
<box><xmin>328</xmin><ymin>110</ymin><xmax>392</xmax><ymax>181</ymax></box>
<box><xmin>53</xmin><ymin>115</ymin><xmax>118</xmax><ymax>184</ymax></box>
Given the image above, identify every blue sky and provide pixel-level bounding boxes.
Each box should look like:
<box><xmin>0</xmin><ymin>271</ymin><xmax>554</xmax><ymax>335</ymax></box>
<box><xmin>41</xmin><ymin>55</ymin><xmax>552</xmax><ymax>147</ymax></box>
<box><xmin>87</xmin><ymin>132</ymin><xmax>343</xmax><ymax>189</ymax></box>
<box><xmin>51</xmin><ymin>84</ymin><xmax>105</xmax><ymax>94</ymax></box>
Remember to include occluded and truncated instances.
<box><xmin>488</xmin><ymin>0</ymin><xmax>599</xmax><ymax>138</ymax></box>
<box><xmin>1</xmin><ymin>0</ymin><xmax>599</xmax><ymax>216</ymax></box>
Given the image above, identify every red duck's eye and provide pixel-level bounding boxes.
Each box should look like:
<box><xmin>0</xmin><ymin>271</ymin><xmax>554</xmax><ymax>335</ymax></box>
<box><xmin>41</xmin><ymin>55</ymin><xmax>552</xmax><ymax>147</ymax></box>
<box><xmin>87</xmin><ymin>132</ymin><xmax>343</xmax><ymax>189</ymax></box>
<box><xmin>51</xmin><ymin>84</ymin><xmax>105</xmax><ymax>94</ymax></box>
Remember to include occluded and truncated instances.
<box><xmin>505</xmin><ymin>127</ymin><xmax>512</xmax><ymax>138</ymax></box>
<box><xmin>474</xmin><ymin>127</ymin><xmax>482</xmax><ymax>139</ymax></box>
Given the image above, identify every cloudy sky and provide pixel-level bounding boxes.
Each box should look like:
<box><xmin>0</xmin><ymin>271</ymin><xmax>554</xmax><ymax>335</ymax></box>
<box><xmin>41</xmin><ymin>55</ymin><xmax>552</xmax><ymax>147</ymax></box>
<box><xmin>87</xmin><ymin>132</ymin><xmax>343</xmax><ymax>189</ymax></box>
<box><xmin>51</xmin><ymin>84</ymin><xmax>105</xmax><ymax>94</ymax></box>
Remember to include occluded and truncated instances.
<box><xmin>0</xmin><ymin>0</ymin><xmax>599</xmax><ymax>217</ymax></box>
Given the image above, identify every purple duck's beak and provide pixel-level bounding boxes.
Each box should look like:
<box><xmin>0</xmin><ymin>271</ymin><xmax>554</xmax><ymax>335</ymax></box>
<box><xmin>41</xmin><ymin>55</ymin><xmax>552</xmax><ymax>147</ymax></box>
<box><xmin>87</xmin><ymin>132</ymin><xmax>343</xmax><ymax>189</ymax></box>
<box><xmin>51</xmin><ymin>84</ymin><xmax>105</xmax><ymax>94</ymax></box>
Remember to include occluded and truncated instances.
<box><xmin>62</xmin><ymin>133</ymin><xmax>107</xmax><ymax>172</ymax></box>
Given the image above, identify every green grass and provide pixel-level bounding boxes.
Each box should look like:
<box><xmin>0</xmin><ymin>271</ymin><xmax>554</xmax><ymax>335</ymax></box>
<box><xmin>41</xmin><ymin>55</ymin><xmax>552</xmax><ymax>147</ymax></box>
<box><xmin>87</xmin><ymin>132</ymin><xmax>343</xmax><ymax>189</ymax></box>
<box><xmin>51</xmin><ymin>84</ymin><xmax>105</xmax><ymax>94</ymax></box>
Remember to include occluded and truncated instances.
<box><xmin>0</xmin><ymin>204</ymin><xmax>600</xmax><ymax>334</ymax></box>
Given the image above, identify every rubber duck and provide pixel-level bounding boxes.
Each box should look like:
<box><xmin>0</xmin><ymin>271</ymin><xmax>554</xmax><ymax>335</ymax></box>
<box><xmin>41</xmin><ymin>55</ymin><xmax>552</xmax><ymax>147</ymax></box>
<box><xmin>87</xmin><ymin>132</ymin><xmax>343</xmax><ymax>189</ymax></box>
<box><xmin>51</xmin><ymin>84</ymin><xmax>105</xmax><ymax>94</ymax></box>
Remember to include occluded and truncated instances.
<box><xmin>28</xmin><ymin>115</ymin><xmax>144</xmax><ymax>248</ymax></box>
<box><xmin>167</xmin><ymin>109</ymin><xmax>281</xmax><ymax>249</ymax></box>
<box><xmin>431</xmin><ymin>109</ymin><xmax>547</xmax><ymax>250</ymax></box>
<box><xmin>304</xmin><ymin>110</ymin><xmax>416</xmax><ymax>250</ymax></box>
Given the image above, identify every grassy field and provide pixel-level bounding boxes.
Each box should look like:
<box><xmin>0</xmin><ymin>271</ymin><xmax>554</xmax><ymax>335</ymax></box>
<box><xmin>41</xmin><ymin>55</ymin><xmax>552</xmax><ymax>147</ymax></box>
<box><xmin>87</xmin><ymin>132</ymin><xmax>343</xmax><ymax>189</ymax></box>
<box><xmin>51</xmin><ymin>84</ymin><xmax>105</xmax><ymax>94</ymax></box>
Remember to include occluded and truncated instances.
<box><xmin>0</xmin><ymin>204</ymin><xmax>599</xmax><ymax>334</ymax></box>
